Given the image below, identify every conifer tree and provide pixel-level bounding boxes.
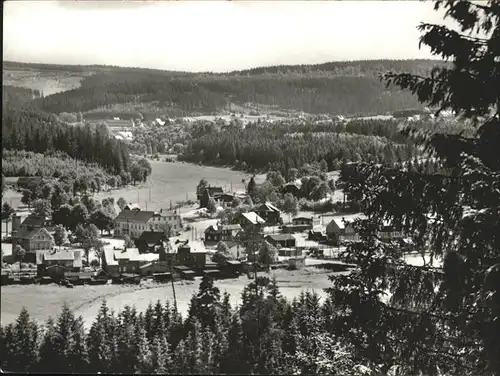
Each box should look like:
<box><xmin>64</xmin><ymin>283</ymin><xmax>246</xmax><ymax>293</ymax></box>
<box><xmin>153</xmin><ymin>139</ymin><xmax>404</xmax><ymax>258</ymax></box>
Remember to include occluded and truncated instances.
<box><xmin>10</xmin><ymin>308</ymin><xmax>39</xmax><ymax>373</ymax></box>
<box><xmin>37</xmin><ymin>318</ymin><xmax>57</xmax><ymax>373</ymax></box>
<box><xmin>87</xmin><ymin>301</ymin><xmax>115</xmax><ymax>373</ymax></box>
<box><xmin>220</xmin><ymin>313</ymin><xmax>246</xmax><ymax>374</ymax></box>
<box><xmin>134</xmin><ymin>327</ymin><xmax>153</xmax><ymax>374</ymax></box>
<box><xmin>330</xmin><ymin>1</ymin><xmax>500</xmax><ymax>375</ymax></box>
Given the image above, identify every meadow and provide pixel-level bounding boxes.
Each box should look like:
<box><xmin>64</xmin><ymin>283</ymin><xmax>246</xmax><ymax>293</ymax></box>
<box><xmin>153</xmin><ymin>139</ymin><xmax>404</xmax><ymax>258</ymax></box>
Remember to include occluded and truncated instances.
<box><xmin>1</xmin><ymin>268</ymin><xmax>333</xmax><ymax>329</ymax></box>
<box><xmin>2</xmin><ymin>68</ymin><xmax>90</xmax><ymax>96</ymax></box>
<box><xmin>95</xmin><ymin>160</ymin><xmax>265</xmax><ymax>211</ymax></box>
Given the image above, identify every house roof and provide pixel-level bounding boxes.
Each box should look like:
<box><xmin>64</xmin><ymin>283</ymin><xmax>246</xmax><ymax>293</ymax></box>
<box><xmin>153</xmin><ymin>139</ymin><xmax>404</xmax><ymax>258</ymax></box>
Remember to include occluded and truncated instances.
<box><xmin>266</xmin><ymin>234</ymin><xmax>296</xmax><ymax>242</ymax></box>
<box><xmin>293</xmin><ymin>236</ymin><xmax>319</xmax><ymax>249</ymax></box>
<box><xmin>199</xmin><ymin>186</ymin><xmax>224</xmax><ymax>197</ymax></box>
<box><xmin>115</xmin><ymin>210</ymin><xmax>155</xmax><ymax>223</ymax></box>
<box><xmin>154</xmin><ymin>209</ymin><xmax>180</xmax><ymax>218</ymax></box>
<box><xmin>184</xmin><ymin>240</ymin><xmax>206</xmax><ymax>254</ymax></box>
<box><xmin>331</xmin><ymin>218</ymin><xmax>346</xmax><ymax>229</ymax></box>
<box><xmin>124</xmin><ymin>203</ymin><xmax>141</xmax><ymax>211</ymax></box>
<box><xmin>259</xmin><ymin>202</ymin><xmax>280</xmax><ymax>212</ymax></box>
<box><xmin>130</xmin><ymin>253</ymin><xmax>159</xmax><ymax>262</ymax></box>
<box><xmin>168</xmin><ymin>238</ymin><xmax>206</xmax><ymax>254</ymax></box>
<box><xmin>14</xmin><ymin>227</ymin><xmax>53</xmax><ymax>241</ymax></box>
<box><xmin>113</xmin><ymin>248</ymin><xmax>140</xmax><ymax>260</ymax></box>
<box><xmin>222</xmin><ymin>224</ymin><xmax>242</xmax><ymax>231</ymax></box>
<box><xmin>205</xmin><ymin>223</ymin><xmax>242</xmax><ymax>233</ymax></box>
<box><xmin>138</xmin><ymin>231</ymin><xmax>165</xmax><ymax>245</ymax></box>
<box><xmin>241</xmin><ymin>212</ymin><xmax>265</xmax><ymax>225</ymax></box>
<box><xmin>103</xmin><ymin>249</ymin><xmax>118</xmax><ymax>266</ymax></box>
<box><xmin>292</xmin><ymin>216</ymin><xmax>313</xmax><ymax>222</ymax></box>
<box><xmin>21</xmin><ymin>215</ymin><xmax>46</xmax><ymax>228</ymax></box>
<box><xmin>37</xmin><ymin>250</ymin><xmax>82</xmax><ymax>268</ymax></box>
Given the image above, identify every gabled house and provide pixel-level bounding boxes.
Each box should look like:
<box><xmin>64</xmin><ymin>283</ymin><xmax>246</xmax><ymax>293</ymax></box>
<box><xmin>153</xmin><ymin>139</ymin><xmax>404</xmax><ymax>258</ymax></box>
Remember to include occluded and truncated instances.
<box><xmin>377</xmin><ymin>220</ymin><xmax>403</xmax><ymax>240</ymax></box>
<box><xmin>326</xmin><ymin>217</ymin><xmax>360</xmax><ymax>245</ymax></box>
<box><xmin>308</xmin><ymin>229</ymin><xmax>327</xmax><ymax>242</ymax></box>
<box><xmin>114</xmin><ymin>210</ymin><xmax>155</xmax><ymax>239</ymax></box>
<box><xmin>12</xmin><ymin>214</ymin><xmax>53</xmax><ymax>233</ymax></box>
<box><xmin>135</xmin><ymin>231</ymin><xmax>166</xmax><ymax>253</ymax></box>
<box><xmin>292</xmin><ymin>216</ymin><xmax>314</xmax><ymax>228</ymax></box>
<box><xmin>152</xmin><ymin>209</ymin><xmax>182</xmax><ymax>233</ymax></box>
<box><xmin>36</xmin><ymin>250</ymin><xmax>83</xmax><ymax>278</ymax></box>
<box><xmin>236</xmin><ymin>212</ymin><xmax>265</xmax><ymax>233</ymax></box>
<box><xmin>102</xmin><ymin>247</ymin><xmax>160</xmax><ymax>275</ymax></box>
<box><xmin>198</xmin><ymin>186</ymin><xmax>224</xmax><ymax>208</ymax></box>
<box><xmin>114</xmin><ymin>209</ymin><xmax>182</xmax><ymax>239</ymax></box>
<box><xmin>265</xmin><ymin>234</ymin><xmax>296</xmax><ymax>248</ymax></box>
<box><xmin>12</xmin><ymin>226</ymin><xmax>55</xmax><ymax>263</ymax></box>
<box><xmin>204</xmin><ymin>223</ymin><xmax>242</xmax><ymax>243</ymax></box>
<box><xmin>166</xmin><ymin>238</ymin><xmax>207</xmax><ymax>271</ymax></box>
<box><xmin>256</xmin><ymin>202</ymin><xmax>281</xmax><ymax>225</ymax></box>
<box><xmin>124</xmin><ymin>203</ymin><xmax>141</xmax><ymax>211</ymax></box>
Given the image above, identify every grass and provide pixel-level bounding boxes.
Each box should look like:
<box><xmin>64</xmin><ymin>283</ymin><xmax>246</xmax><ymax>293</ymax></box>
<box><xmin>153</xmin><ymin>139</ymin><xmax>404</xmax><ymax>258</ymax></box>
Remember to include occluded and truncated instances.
<box><xmin>95</xmin><ymin>160</ymin><xmax>264</xmax><ymax>212</ymax></box>
<box><xmin>1</xmin><ymin>267</ymin><xmax>334</xmax><ymax>328</ymax></box>
<box><xmin>2</xmin><ymin>68</ymin><xmax>89</xmax><ymax>96</ymax></box>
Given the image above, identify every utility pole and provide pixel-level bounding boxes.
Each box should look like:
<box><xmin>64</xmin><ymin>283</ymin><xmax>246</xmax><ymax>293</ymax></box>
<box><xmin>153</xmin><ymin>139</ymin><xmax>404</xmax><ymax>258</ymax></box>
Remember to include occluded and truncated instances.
<box><xmin>149</xmin><ymin>187</ymin><xmax>151</xmax><ymax>202</ymax></box>
<box><xmin>145</xmin><ymin>201</ymin><xmax>148</xmax><ymax>211</ymax></box>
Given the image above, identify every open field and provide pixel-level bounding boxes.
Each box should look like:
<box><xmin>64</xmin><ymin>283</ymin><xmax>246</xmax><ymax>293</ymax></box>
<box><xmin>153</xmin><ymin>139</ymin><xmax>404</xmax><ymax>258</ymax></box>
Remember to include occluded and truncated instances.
<box><xmin>1</xmin><ymin>267</ymin><xmax>334</xmax><ymax>328</ymax></box>
<box><xmin>3</xmin><ymin>68</ymin><xmax>90</xmax><ymax>96</ymax></box>
<box><xmin>95</xmin><ymin>161</ymin><xmax>265</xmax><ymax>212</ymax></box>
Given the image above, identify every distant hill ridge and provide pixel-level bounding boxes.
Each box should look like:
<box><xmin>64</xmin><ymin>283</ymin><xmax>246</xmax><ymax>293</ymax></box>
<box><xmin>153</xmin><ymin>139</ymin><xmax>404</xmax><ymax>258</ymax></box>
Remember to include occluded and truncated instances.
<box><xmin>3</xmin><ymin>59</ymin><xmax>446</xmax><ymax>117</ymax></box>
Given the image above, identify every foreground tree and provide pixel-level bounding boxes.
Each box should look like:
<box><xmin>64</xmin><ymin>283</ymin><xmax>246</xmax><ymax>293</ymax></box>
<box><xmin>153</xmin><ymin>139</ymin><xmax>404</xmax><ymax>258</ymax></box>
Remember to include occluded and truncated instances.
<box><xmin>53</xmin><ymin>225</ymin><xmax>67</xmax><ymax>246</ymax></box>
<box><xmin>330</xmin><ymin>2</ymin><xmax>500</xmax><ymax>375</ymax></box>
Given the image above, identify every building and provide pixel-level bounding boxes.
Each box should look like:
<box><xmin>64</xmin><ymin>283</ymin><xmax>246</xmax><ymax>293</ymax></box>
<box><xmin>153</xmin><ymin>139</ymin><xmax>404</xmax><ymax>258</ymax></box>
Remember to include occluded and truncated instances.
<box><xmin>256</xmin><ymin>202</ymin><xmax>281</xmax><ymax>225</ymax></box>
<box><xmin>198</xmin><ymin>186</ymin><xmax>224</xmax><ymax>208</ymax></box>
<box><xmin>204</xmin><ymin>223</ymin><xmax>242</xmax><ymax>243</ymax></box>
<box><xmin>36</xmin><ymin>250</ymin><xmax>83</xmax><ymax>278</ymax></box>
<box><xmin>102</xmin><ymin>247</ymin><xmax>160</xmax><ymax>275</ymax></box>
<box><xmin>236</xmin><ymin>212</ymin><xmax>265</xmax><ymax>233</ymax></box>
<box><xmin>16</xmin><ymin>176</ymin><xmax>42</xmax><ymax>190</ymax></box>
<box><xmin>114</xmin><ymin>209</ymin><xmax>182</xmax><ymax>239</ymax></box>
<box><xmin>292</xmin><ymin>216</ymin><xmax>315</xmax><ymax>228</ymax></box>
<box><xmin>308</xmin><ymin>229</ymin><xmax>327</xmax><ymax>242</ymax></box>
<box><xmin>114</xmin><ymin>210</ymin><xmax>155</xmax><ymax>238</ymax></box>
<box><xmin>265</xmin><ymin>234</ymin><xmax>296</xmax><ymax>248</ymax></box>
<box><xmin>138</xmin><ymin>261</ymin><xmax>171</xmax><ymax>277</ymax></box>
<box><xmin>12</xmin><ymin>226</ymin><xmax>55</xmax><ymax>263</ymax></box>
<box><xmin>326</xmin><ymin>218</ymin><xmax>360</xmax><ymax>245</ymax></box>
<box><xmin>378</xmin><ymin>220</ymin><xmax>403</xmax><ymax>240</ymax></box>
<box><xmin>167</xmin><ymin>238</ymin><xmax>207</xmax><ymax>271</ymax></box>
<box><xmin>12</xmin><ymin>214</ymin><xmax>53</xmax><ymax>233</ymax></box>
<box><xmin>135</xmin><ymin>231</ymin><xmax>167</xmax><ymax>253</ymax></box>
<box><xmin>102</xmin><ymin>249</ymin><xmax>120</xmax><ymax>276</ymax></box>
<box><xmin>281</xmin><ymin>182</ymin><xmax>300</xmax><ymax>197</ymax></box>
<box><xmin>124</xmin><ymin>203</ymin><xmax>141</xmax><ymax>211</ymax></box>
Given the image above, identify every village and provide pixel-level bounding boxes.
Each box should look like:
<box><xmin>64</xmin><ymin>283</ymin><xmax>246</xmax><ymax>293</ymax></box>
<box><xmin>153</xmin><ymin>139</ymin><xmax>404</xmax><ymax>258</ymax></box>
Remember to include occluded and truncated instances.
<box><xmin>1</xmin><ymin>175</ymin><xmax>405</xmax><ymax>288</ymax></box>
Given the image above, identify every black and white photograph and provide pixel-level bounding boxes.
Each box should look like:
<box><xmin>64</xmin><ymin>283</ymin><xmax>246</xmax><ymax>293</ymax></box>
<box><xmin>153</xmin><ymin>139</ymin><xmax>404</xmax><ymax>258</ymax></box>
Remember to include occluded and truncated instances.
<box><xmin>1</xmin><ymin>0</ymin><xmax>499</xmax><ymax>374</ymax></box>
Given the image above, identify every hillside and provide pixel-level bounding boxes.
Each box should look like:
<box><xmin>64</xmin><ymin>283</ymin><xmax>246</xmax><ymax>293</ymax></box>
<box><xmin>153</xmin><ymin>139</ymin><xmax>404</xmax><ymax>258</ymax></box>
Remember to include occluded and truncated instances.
<box><xmin>3</xmin><ymin>59</ymin><xmax>445</xmax><ymax>118</ymax></box>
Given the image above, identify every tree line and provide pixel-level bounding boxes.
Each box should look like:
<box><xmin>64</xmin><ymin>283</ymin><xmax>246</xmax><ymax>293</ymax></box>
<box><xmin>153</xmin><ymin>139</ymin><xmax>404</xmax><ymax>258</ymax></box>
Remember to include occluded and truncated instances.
<box><xmin>2</xmin><ymin>108</ymin><xmax>130</xmax><ymax>175</ymax></box>
<box><xmin>0</xmin><ymin>276</ymin><xmax>368</xmax><ymax>375</ymax></box>
<box><xmin>4</xmin><ymin>60</ymin><xmax>442</xmax><ymax>117</ymax></box>
<box><xmin>179</xmin><ymin>126</ymin><xmax>417</xmax><ymax>176</ymax></box>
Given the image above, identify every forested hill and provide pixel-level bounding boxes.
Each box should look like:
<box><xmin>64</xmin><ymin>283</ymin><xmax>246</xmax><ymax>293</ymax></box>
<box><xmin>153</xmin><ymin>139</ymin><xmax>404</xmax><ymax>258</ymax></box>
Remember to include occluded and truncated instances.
<box><xmin>3</xmin><ymin>59</ymin><xmax>445</xmax><ymax>117</ymax></box>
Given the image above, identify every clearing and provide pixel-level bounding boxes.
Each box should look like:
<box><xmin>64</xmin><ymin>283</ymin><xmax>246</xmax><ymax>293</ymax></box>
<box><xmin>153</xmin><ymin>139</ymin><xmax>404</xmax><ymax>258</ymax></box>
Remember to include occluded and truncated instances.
<box><xmin>1</xmin><ymin>267</ymin><xmax>335</xmax><ymax>328</ymax></box>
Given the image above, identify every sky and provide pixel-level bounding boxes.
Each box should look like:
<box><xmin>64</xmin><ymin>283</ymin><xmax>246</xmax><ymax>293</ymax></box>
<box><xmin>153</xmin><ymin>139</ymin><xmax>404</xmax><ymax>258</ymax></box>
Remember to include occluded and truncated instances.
<box><xmin>3</xmin><ymin>0</ymin><xmax>452</xmax><ymax>72</ymax></box>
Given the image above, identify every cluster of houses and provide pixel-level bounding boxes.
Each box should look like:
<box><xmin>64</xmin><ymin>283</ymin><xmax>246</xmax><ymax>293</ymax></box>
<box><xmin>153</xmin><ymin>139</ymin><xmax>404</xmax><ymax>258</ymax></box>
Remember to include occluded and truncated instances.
<box><xmin>3</xmin><ymin>179</ymin><xmax>405</xmax><ymax>285</ymax></box>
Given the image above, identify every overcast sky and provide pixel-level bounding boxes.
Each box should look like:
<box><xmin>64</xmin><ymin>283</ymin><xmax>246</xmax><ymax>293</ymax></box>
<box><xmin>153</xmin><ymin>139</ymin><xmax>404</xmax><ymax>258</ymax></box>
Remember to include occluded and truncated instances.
<box><xmin>3</xmin><ymin>1</ymin><xmax>451</xmax><ymax>72</ymax></box>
